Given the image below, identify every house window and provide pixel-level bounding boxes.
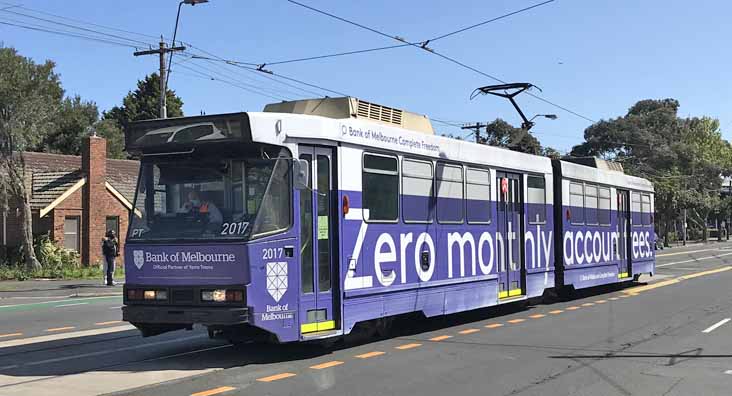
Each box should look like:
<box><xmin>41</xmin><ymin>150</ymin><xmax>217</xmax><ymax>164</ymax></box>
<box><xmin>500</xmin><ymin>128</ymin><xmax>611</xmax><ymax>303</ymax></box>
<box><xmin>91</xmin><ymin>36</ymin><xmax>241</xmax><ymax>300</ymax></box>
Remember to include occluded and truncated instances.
<box><xmin>106</xmin><ymin>216</ymin><xmax>119</xmax><ymax>237</ymax></box>
<box><xmin>64</xmin><ymin>216</ymin><xmax>80</xmax><ymax>252</ymax></box>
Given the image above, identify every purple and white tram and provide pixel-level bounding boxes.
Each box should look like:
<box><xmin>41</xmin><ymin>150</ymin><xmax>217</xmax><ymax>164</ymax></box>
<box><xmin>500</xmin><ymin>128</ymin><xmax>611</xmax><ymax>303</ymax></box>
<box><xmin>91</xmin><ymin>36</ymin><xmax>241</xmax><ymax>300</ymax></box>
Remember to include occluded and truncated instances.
<box><xmin>121</xmin><ymin>97</ymin><xmax>654</xmax><ymax>342</ymax></box>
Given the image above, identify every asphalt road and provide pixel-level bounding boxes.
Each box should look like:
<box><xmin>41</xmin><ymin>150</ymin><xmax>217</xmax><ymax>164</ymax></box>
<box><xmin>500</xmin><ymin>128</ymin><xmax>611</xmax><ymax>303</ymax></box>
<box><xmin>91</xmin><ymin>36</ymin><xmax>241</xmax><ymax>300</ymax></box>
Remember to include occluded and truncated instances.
<box><xmin>2</xmin><ymin>242</ymin><xmax>732</xmax><ymax>396</ymax></box>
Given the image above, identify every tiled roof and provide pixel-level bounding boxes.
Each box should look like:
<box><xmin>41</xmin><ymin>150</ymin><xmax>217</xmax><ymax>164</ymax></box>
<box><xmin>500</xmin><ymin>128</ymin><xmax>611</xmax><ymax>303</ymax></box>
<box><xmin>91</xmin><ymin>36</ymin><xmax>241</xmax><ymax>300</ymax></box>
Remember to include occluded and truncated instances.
<box><xmin>30</xmin><ymin>170</ymin><xmax>84</xmax><ymax>209</ymax></box>
<box><xmin>21</xmin><ymin>152</ymin><xmax>140</xmax><ymax>207</ymax></box>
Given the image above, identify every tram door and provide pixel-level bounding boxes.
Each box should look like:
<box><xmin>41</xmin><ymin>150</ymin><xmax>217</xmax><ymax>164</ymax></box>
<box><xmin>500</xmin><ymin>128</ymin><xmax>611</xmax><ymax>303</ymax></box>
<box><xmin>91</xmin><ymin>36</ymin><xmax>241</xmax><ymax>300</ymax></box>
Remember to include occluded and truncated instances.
<box><xmin>496</xmin><ymin>172</ymin><xmax>524</xmax><ymax>298</ymax></box>
<box><xmin>298</xmin><ymin>146</ymin><xmax>339</xmax><ymax>334</ymax></box>
<box><xmin>616</xmin><ymin>190</ymin><xmax>631</xmax><ymax>279</ymax></box>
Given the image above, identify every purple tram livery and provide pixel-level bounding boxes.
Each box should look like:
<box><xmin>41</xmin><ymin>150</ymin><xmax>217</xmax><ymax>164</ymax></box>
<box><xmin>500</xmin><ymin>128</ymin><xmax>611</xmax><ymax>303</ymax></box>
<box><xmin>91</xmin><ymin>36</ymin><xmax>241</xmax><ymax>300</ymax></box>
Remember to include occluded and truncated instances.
<box><xmin>121</xmin><ymin>97</ymin><xmax>655</xmax><ymax>342</ymax></box>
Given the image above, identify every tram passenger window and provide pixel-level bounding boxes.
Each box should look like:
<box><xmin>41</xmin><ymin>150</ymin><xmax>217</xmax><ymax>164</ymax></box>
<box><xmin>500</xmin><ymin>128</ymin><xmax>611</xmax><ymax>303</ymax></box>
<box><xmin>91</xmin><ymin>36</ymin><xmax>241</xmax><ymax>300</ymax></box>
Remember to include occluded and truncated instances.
<box><xmin>641</xmin><ymin>194</ymin><xmax>652</xmax><ymax>225</ymax></box>
<box><xmin>585</xmin><ymin>184</ymin><xmax>599</xmax><ymax>225</ymax></box>
<box><xmin>402</xmin><ymin>158</ymin><xmax>434</xmax><ymax>223</ymax></box>
<box><xmin>436</xmin><ymin>163</ymin><xmax>464</xmax><ymax>223</ymax></box>
<box><xmin>466</xmin><ymin>168</ymin><xmax>491</xmax><ymax>224</ymax></box>
<box><xmin>598</xmin><ymin>187</ymin><xmax>611</xmax><ymax>226</ymax></box>
<box><xmin>527</xmin><ymin>176</ymin><xmax>546</xmax><ymax>224</ymax></box>
<box><xmin>631</xmin><ymin>193</ymin><xmax>642</xmax><ymax>226</ymax></box>
<box><xmin>362</xmin><ymin>153</ymin><xmax>399</xmax><ymax>222</ymax></box>
<box><xmin>569</xmin><ymin>182</ymin><xmax>584</xmax><ymax>225</ymax></box>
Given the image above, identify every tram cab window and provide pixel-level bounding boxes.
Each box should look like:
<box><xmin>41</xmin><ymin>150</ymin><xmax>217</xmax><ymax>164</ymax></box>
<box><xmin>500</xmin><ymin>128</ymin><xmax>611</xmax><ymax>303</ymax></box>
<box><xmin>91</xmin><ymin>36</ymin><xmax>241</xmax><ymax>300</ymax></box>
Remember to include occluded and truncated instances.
<box><xmin>631</xmin><ymin>192</ymin><xmax>642</xmax><ymax>226</ymax></box>
<box><xmin>436</xmin><ymin>163</ymin><xmax>464</xmax><ymax>223</ymax></box>
<box><xmin>362</xmin><ymin>153</ymin><xmax>399</xmax><ymax>222</ymax></box>
<box><xmin>402</xmin><ymin>158</ymin><xmax>434</xmax><ymax>223</ymax></box>
<box><xmin>585</xmin><ymin>184</ymin><xmax>599</xmax><ymax>225</ymax></box>
<box><xmin>466</xmin><ymin>168</ymin><xmax>491</xmax><ymax>224</ymax></box>
<box><xmin>641</xmin><ymin>193</ymin><xmax>652</xmax><ymax>225</ymax></box>
<box><xmin>569</xmin><ymin>182</ymin><xmax>584</xmax><ymax>225</ymax></box>
<box><xmin>527</xmin><ymin>176</ymin><xmax>546</xmax><ymax>224</ymax></box>
<box><xmin>598</xmin><ymin>187</ymin><xmax>611</xmax><ymax>226</ymax></box>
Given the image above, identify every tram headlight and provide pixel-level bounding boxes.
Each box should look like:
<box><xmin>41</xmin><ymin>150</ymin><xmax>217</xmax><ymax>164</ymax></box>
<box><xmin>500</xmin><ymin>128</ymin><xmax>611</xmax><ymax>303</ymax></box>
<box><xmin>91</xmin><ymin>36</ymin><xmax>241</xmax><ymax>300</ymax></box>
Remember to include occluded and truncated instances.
<box><xmin>201</xmin><ymin>289</ymin><xmax>244</xmax><ymax>302</ymax></box>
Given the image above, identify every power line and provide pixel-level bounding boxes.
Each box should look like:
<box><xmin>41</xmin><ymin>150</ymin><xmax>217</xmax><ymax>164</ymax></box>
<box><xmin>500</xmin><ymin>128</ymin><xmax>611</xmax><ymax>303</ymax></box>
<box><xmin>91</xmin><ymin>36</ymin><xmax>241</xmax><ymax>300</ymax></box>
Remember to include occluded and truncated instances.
<box><xmin>286</xmin><ymin>0</ymin><xmax>596</xmax><ymax>124</ymax></box>
<box><xmin>0</xmin><ymin>19</ymin><xmax>143</xmax><ymax>49</ymax></box>
<box><xmin>173</xmin><ymin>62</ymin><xmax>290</xmax><ymax>102</ymax></box>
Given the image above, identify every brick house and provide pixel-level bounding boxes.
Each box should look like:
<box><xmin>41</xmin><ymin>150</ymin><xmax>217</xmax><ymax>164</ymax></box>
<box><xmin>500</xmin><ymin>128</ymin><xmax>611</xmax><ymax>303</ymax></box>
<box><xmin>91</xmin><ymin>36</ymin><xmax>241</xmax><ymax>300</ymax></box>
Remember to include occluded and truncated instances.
<box><xmin>0</xmin><ymin>136</ymin><xmax>139</xmax><ymax>266</ymax></box>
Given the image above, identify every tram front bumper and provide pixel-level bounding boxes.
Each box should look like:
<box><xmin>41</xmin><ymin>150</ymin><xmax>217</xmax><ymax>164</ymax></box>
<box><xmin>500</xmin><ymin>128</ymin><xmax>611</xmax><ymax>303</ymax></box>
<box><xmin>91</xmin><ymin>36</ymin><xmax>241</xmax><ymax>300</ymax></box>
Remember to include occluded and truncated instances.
<box><xmin>122</xmin><ymin>304</ymin><xmax>249</xmax><ymax>326</ymax></box>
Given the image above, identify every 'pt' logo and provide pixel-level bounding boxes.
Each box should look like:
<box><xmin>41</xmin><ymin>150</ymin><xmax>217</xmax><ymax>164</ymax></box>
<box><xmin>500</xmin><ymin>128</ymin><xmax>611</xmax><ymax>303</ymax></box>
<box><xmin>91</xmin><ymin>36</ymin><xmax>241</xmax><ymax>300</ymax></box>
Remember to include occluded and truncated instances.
<box><xmin>133</xmin><ymin>250</ymin><xmax>144</xmax><ymax>269</ymax></box>
<box><xmin>266</xmin><ymin>262</ymin><xmax>288</xmax><ymax>303</ymax></box>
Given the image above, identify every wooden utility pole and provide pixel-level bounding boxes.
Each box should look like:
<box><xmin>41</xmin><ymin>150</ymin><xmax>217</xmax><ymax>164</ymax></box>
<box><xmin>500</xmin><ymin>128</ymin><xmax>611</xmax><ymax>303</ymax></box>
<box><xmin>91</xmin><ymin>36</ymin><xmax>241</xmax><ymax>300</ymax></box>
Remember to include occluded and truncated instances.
<box><xmin>133</xmin><ymin>37</ymin><xmax>185</xmax><ymax>119</ymax></box>
<box><xmin>461</xmin><ymin>122</ymin><xmax>487</xmax><ymax>143</ymax></box>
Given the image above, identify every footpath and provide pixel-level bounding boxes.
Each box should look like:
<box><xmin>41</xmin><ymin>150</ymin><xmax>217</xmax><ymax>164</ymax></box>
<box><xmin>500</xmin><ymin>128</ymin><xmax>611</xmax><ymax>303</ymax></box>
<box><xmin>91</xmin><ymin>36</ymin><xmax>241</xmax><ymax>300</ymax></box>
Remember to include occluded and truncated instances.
<box><xmin>0</xmin><ymin>277</ymin><xmax>123</xmax><ymax>300</ymax></box>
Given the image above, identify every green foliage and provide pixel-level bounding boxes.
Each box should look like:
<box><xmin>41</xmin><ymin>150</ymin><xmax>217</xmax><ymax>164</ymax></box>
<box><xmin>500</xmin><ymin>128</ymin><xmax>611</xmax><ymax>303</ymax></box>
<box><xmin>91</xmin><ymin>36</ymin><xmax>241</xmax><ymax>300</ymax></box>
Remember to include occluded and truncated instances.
<box><xmin>480</xmin><ymin>118</ymin><xmax>543</xmax><ymax>156</ymax></box>
<box><xmin>104</xmin><ymin>73</ymin><xmax>184</xmax><ymax>129</ymax></box>
<box><xmin>571</xmin><ymin>98</ymin><xmax>732</xmax><ymax>242</ymax></box>
<box><xmin>37</xmin><ymin>95</ymin><xmax>99</xmax><ymax>155</ymax></box>
<box><xmin>96</xmin><ymin>118</ymin><xmax>126</xmax><ymax>159</ymax></box>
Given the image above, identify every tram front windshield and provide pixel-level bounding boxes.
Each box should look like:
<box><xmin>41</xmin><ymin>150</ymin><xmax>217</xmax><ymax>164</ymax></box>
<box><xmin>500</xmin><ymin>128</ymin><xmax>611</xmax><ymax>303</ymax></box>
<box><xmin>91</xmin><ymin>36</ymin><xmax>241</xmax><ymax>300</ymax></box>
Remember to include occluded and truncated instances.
<box><xmin>128</xmin><ymin>150</ymin><xmax>291</xmax><ymax>242</ymax></box>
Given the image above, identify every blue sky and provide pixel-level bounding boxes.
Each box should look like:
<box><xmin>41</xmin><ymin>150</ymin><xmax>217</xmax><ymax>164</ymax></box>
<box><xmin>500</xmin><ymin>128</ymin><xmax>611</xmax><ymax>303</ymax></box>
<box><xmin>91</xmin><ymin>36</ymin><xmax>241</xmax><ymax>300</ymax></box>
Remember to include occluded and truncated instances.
<box><xmin>2</xmin><ymin>0</ymin><xmax>730</xmax><ymax>152</ymax></box>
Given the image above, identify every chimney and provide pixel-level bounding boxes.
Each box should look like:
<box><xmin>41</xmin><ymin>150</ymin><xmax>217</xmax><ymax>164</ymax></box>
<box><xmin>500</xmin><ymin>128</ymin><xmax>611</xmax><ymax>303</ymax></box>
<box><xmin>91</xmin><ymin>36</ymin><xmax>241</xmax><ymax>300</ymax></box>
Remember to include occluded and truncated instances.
<box><xmin>81</xmin><ymin>136</ymin><xmax>106</xmax><ymax>266</ymax></box>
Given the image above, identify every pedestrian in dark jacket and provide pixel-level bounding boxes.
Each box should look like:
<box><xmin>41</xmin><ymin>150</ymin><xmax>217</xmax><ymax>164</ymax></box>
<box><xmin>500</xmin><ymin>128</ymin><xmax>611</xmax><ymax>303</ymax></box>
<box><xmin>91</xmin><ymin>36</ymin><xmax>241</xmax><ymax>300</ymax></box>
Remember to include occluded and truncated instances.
<box><xmin>102</xmin><ymin>230</ymin><xmax>119</xmax><ymax>286</ymax></box>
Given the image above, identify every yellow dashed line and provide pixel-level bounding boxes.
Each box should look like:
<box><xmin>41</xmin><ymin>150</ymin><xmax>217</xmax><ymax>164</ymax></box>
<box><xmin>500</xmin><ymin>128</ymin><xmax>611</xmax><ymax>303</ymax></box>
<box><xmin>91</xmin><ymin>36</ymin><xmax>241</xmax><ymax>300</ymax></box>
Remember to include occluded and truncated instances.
<box><xmin>507</xmin><ymin>319</ymin><xmax>525</xmax><ymax>324</ymax></box>
<box><xmin>581</xmin><ymin>303</ymin><xmax>595</xmax><ymax>307</ymax></box>
<box><xmin>46</xmin><ymin>326</ymin><xmax>75</xmax><ymax>332</ymax></box>
<box><xmin>310</xmin><ymin>360</ymin><xmax>344</xmax><ymax>370</ymax></box>
<box><xmin>566</xmin><ymin>306</ymin><xmax>580</xmax><ymax>310</ymax></box>
<box><xmin>0</xmin><ymin>332</ymin><xmax>22</xmax><ymax>339</ymax></box>
<box><xmin>190</xmin><ymin>386</ymin><xmax>236</xmax><ymax>396</ymax></box>
<box><xmin>395</xmin><ymin>343</ymin><xmax>422</xmax><ymax>350</ymax></box>
<box><xmin>595</xmin><ymin>300</ymin><xmax>607</xmax><ymax>304</ymax></box>
<box><xmin>529</xmin><ymin>314</ymin><xmax>545</xmax><ymax>319</ymax></box>
<box><xmin>548</xmin><ymin>310</ymin><xmax>563</xmax><ymax>314</ymax></box>
<box><xmin>485</xmin><ymin>323</ymin><xmax>504</xmax><ymax>329</ymax></box>
<box><xmin>256</xmin><ymin>373</ymin><xmax>297</xmax><ymax>382</ymax></box>
<box><xmin>95</xmin><ymin>321</ymin><xmax>122</xmax><ymax>326</ymax></box>
<box><xmin>458</xmin><ymin>328</ymin><xmax>480</xmax><ymax>334</ymax></box>
<box><xmin>355</xmin><ymin>351</ymin><xmax>385</xmax><ymax>359</ymax></box>
<box><xmin>677</xmin><ymin>266</ymin><xmax>732</xmax><ymax>280</ymax></box>
<box><xmin>430</xmin><ymin>335</ymin><xmax>453</xmax><ymax>341</ymax></box>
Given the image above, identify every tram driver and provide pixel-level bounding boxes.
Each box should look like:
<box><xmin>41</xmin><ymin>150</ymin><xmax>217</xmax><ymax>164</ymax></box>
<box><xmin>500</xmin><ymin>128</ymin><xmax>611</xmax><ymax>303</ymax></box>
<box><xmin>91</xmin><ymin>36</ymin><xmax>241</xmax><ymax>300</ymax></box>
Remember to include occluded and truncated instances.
<box><xmin>181</xmin><ymin>190</ymin><xmax>223</xmax><ymax>231</ymax></box>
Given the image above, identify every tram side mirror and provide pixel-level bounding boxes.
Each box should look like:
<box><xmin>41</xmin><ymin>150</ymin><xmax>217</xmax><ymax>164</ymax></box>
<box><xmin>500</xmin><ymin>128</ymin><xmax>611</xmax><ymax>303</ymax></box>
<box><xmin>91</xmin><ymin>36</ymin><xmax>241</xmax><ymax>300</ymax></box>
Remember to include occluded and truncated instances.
<box><xmin>294</xmin><ymin>159</ymin><xmax>309</xmax><ymax>190</ymax></box>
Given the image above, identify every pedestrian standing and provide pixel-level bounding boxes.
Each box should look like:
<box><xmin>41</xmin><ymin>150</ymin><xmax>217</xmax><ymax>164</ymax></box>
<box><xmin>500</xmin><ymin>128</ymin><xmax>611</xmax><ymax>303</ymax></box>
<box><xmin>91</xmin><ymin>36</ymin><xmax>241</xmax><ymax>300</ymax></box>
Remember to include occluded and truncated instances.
<box><xmin>102</xmin><ymin>230</ymin><xmax>119</xmax><ymax>286</ymax></box>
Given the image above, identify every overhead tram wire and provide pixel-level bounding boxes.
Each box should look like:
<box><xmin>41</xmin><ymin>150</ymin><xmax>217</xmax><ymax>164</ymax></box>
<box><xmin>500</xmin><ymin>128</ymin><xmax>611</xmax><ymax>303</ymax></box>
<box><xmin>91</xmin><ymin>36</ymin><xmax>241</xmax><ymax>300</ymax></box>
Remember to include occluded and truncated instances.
<box><xmin>0</xmin><ymin>19</ymin><xmax>145</xmax><ymax>49</ymax></box>
<box><xmin>285</xmin><ymin>0</ymin><xmax>596</xmax><ymax>124</ymax></box>
<box><xmin>172</xmin><ymin>62</ymin><xmax>291</xmax><ymax>102</ymax></box>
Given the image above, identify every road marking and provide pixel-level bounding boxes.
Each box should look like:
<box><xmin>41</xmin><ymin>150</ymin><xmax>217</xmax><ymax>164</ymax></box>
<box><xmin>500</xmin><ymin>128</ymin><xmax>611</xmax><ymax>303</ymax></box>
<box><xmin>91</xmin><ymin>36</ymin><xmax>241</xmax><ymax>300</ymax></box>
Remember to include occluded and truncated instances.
<box><xmin>725</xmin><ymin>370</ymin><xmax>732</xmax><ymax>375</ymax></box>
<box><xmin>355</xmin><ymin>351</ymin><xmax>385</xmax><ymax>359</ymax></box>
<box><xmin>566</xmin><ymin>306</ymin><xmax>580</xmax><ymax>310</ymax></box>
<box><xmin>54</xmin><ymin>302</ymin><xmax>89</xmax><ymax>308</ymax></box>
<box><xmin>191</xmin><ymin>386</ymin><xmax>236</xmax><ymax>396</ymax></box>
<box><xmin>109</xmin><ymin>306</ymin><xmax>123</xmax><ymax>310</ymax></box>
<box><xmin>0</xmin><ymin>333</ymin><xmax>22</xmax><ymax>339</ymax></box>
<box><xmin>485</xmin><ymin>323</ymin><xmax>504</xmax><ymax>328</ymax></box>
<box><xmin>529</xmin><ymin>314</ymin><xmax>545</xmax><ymax>319</ymax></box>
<box><xmin>548</xmin><ymin>310</ymin><xmax>563</xmax><ymax>314</ymax></box>
<box><xmin>656</xmin><ymin>252</ymin><xmax>732</xmax><ymax>267</ymax></box>
<box><xmin>46</xmin><ymin>326</ymin><xmax>75</xmax><ymax>332</ymax></box>
<box><xmin>677</xmin><ymin>266</ymin><xmax>732</xmax><ymax>280</ymax></box>
<box><xmin>429</xmin><ymin>335</ymin><xmax>452</xmax><ymax>341</ymax></box>
<box><xmin>256</xmin><ymin>373</ymin><xmax>296</xmax><ymax>382</ymax></box>
<box><xmin>702</xmin><ymin>318</ymin><xmax>731</xmax><ymax>334</ymax></box>
<box><xmin>581</xmin><ymin>303</ymin><xmax>595</xmax><ymax>307</ymax></box>
<box><xmin>458</xmin><ymin>328</ymin><xmax>480</xmax><ymax>334</ymax></box>
<box><xmin>95</xmin><ymin>320</ymin><xmax>123</xmax><ymax>326</ymax></box>
<box><xmin>595</xmin><ymin>300</ymin><xmax>607</xmax><ymax>304</ymax></box>
<box><xmin>395</xmin><ymin>343</ymin><xmax>421</xmax><ymax>350</ymax></box>
<box><xmin>507</xmin><ymin>319</ymin><xmax>525</xmax><ymax>324</ymax></box>
<box><xmin>0</xmin><ymin>295</ymin><xmax>119</xmax><ymax>311</ymax></box>
<box><xmin>310</xmin><ymin>360</ymin><xmax>344</xmax><ymax>370</ymax></box>
<box><xmin>609</xmin><ymin>297</ymin><xmax>619</xmax><ymax>301</ymax></box>
<box><xmin>0</xmin><ymin>324</ymin><xmax>134</xmax><ymax>349</ymax></box>
<box><xmin>657</xmin><ymin>247</ymin><xmax>721</xmax><ymax>257</ymax></box>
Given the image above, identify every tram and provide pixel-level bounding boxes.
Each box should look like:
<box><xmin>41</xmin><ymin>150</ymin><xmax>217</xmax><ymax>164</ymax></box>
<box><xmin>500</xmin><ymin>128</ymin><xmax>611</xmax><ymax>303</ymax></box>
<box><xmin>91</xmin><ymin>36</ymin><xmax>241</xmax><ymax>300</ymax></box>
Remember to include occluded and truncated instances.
<box><xmin>122</xmin><ymin>97</ymin><xmax>655</xmax><ymax>342</ymax></box>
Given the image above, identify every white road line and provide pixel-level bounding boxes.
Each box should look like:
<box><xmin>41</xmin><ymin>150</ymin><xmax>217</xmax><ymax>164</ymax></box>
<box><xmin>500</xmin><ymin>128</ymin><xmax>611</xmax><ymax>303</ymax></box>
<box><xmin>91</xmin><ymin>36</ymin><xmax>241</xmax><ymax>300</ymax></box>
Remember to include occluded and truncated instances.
<box><xmin>656</xmin><ymin>252</ymin><xmax>732</xmax><ymax>268</ymax></box>
<box><xmin>702</xmin><ymin>318</ymin><xmax>731</xmax><ymax>333</ymax></box>
<box><xmin>54</xmin><ymin>303</ymin><xmax>89</xmax><ymax>308</ymax></box>
<box><xmin>0</xmin><ymin>325</ymin><xmax>135</xmax><ymax>349</ymax></box>
<box><xmin>657</xmin><ymin>247</ymin><xmax>722</xmax><ymax>257</ymax></box>
<box><xmin>725</xmin><ymin>370</ymin><xmax>732</xmax><ymax>375</ymax></box>
<box><xmin>109</xmin><ymin>306</ymin><xmax>123</xmax><ymax>310</ymax></box>
<box><xmin>0</xmin><ymin>295</ymin><xmax>120</xmax><ymax>309</ymax></box>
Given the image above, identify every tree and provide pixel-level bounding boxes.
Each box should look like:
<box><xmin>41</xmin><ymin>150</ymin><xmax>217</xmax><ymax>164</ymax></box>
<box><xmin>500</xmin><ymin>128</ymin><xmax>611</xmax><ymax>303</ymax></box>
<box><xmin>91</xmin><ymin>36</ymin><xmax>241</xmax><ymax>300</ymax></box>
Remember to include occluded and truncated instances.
<box><xmin>480</xmin><ymin>118</ymin><xmax>543</xmax><ymax>156</ymax></box>
<box><xmin>104</xmin><ymin>73</ymin><xmax>184</xmax><ymax>129</ymax></box>
<box><xmin>37</xmin><ymin>96</ymin><xmax>99</xmax><ymax>155</ymax></box>
<box><xmin>96</xmin><ymin>119</ymin><xmax>126</xmax><ymax>159</ymax></box>
<box><xmin>571</xmin><ymin>99</ymin><xmax>732</xmax><ymax>244</ymax></box>
<box><xmin>0</xmin><ymin>46</ymin><xmax>64</xmax><ymax>271</ymax></box>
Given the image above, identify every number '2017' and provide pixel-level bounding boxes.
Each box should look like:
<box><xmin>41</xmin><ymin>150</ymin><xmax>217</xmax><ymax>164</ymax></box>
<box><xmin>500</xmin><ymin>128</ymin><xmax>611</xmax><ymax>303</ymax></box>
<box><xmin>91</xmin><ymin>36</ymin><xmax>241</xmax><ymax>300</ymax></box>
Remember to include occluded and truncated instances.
<box><xmin>262</xmin><ymin>248</ymin><xmax>283</xmax><ymax>260</ymax></box>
